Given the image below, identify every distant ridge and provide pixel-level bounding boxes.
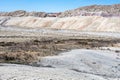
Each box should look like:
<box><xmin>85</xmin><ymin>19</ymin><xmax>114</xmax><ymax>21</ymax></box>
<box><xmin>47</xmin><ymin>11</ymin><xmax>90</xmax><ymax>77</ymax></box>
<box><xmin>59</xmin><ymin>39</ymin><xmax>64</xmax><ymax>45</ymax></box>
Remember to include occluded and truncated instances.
<box><xmin>0</xmin><ymin>4</ymin><xmax>120</xmax><ymax>17</ymax></box>
<box><xmin>0</xmin><ymin>10</ymin><xmax>61</xmax><ymax>17</ymax></box>
<box><xmin>59</xmin><ymin>4</ymin><xmax>120</xmax><ymax>17</ymax></box>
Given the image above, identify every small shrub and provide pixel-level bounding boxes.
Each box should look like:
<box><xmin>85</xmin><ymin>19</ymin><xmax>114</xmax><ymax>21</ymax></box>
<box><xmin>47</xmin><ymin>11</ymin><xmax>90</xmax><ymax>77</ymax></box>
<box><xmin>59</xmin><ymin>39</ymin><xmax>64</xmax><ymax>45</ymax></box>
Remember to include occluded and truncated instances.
<box><xmin>0</xmin><ymin>52</ymin><xmax>38</xmax><ymax>64</ymax></box>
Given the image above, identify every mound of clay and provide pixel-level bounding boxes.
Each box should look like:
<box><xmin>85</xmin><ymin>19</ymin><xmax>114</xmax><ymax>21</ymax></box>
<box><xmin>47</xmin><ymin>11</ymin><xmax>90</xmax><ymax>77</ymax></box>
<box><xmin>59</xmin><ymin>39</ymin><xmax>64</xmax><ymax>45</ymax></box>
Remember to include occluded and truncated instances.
<box><xmin>3</xmin><ymin>16</ymin><xmax>120</xmax><ymax>32</ymax></box>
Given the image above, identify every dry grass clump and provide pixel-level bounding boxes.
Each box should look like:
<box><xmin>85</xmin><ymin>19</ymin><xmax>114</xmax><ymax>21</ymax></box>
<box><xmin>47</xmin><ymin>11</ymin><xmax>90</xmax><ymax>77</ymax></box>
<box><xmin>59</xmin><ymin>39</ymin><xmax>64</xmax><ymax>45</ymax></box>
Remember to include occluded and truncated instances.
<box><xmin>0</xmin><ymin>51</ymin><xmax>56</xmax><ymax>64</ymax></box>
<box><xmin>0</xmin><ymin>52</ymin><xmax>38</xmax><ymax>64</ymax></box>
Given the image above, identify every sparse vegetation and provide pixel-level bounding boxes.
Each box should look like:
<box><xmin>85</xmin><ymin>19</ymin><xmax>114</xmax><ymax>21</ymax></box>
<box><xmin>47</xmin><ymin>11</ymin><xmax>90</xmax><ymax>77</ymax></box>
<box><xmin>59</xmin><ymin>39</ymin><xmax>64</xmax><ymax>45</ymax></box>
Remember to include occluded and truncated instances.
<box><xmin>0</xmin><ymin>52</ymin><xmax>37</xmax><ymax>64</ymax></box>
<box><xmin>0</xmin><ymin>37</ymin><xmax>120</xmax><ymax>64</ymax></box>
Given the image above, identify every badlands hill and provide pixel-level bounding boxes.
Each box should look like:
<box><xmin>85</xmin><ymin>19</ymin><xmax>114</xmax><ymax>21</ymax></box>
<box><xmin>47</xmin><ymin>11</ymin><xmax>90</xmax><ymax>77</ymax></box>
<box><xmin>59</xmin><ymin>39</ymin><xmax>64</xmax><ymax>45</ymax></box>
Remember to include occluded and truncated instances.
<box><xmin>0</xmin><ymin>10</ymin><xmax>61</xmax><ymax>17</ymax></box>
<box><xmin>59</xmin><ymin>4</ymin><xmax>120</xmax><ymax>17</ymax></box>
<box><xmin>0</xmin><ymin>4</ymin><xmax>120</xmax><ymax>17</ymax></box>
<box><xmin>1</xmin><ymin>16</ymin><xmax>120</xmax><ymax>32</ymax></box>
<box><xmin>0</xmin><ymin>4</ymin><xmax>120</xmax><ymax>32</ymax></box>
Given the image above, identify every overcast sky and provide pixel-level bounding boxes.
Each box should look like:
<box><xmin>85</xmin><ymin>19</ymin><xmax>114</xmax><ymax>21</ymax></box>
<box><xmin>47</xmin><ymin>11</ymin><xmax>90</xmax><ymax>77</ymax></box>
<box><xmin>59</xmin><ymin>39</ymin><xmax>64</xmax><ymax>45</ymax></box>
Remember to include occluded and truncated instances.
<box><xmin>0</xmin><ymin>0</ymin><xmax>120</xmax><ymax>12</ymax></box>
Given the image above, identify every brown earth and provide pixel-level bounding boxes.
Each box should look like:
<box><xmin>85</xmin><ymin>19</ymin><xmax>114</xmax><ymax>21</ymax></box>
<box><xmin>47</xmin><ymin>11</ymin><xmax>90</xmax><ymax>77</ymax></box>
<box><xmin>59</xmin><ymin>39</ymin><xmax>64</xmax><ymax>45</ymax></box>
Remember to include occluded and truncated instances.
<box><xmin>0</xmin><ymin>35</ymin><xmax>120</xmax><ymax>64</ymax></box>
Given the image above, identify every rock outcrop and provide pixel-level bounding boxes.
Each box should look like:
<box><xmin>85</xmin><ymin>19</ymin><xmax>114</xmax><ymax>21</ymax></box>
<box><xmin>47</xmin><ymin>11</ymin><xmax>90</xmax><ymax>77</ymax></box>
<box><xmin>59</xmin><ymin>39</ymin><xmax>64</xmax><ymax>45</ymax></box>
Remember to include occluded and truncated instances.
<box><xmin>0</xmin><ymin>10</ymin><xmax>61</xmax><ymax>17</ymax></box>
<box><xmin>0</xmin><ymin>4</ymin><xmax>120</xmax><ymax>17</ymax></box>
<box><xmin>59</xmin><ymin>4</ymin><xmax>120</xmax><ymax>17</ymax></box>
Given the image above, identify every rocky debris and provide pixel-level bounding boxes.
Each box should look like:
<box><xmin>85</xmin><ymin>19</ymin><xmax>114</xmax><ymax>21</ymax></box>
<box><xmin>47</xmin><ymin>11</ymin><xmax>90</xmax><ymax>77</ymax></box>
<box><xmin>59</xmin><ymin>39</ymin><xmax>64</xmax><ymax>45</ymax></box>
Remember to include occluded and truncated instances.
<box><xmin>59</xmin><ymin>4</ymin><xmax>120</xmax><ymax>17</ymax></box>
<box><xmin>0</xmin><ymin>10</ymin><xmax>61</xmax><ymax>17</ymax></box>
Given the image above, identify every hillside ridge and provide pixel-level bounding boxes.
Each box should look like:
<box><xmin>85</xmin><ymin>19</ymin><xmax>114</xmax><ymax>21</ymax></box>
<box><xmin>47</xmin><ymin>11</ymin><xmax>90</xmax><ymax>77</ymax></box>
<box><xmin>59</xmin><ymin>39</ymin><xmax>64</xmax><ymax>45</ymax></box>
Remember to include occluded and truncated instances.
<box><xmin>0</xmin><ymin>4</ymin><xmax>120</xmax><ymax>17</ymax></box>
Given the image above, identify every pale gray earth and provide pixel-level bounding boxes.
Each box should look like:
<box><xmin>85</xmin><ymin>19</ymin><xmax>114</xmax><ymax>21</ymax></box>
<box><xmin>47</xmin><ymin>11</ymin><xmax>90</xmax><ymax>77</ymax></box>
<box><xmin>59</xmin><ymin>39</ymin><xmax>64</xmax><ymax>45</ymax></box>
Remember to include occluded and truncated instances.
<box><xmin>0</xmin><ymin>64</ymin><xmax>108</xmax><ymax>80</ymax></box>
<box><xmin>0</xmin><ymin>49</ymin><xmax>120</xmax><ymax>80</ymax></box>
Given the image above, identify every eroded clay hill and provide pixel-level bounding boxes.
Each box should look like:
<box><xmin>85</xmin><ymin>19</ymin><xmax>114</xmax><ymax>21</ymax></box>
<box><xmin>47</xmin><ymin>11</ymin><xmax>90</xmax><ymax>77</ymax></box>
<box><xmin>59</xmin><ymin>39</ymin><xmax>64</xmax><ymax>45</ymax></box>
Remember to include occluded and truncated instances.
<box><xmin>0</xmin><ymin>4</ymin><xmax>120</xmax><ymax>17</ymax></box>
<box><xmin>2</xmin><ymin>16</ymin><xmax>120</xmax><ymax>32</ymax></box>
<box><xmin>59</xmin><ymin>4</ymin><xmax>120</xmax><ymax>17</ymax></box>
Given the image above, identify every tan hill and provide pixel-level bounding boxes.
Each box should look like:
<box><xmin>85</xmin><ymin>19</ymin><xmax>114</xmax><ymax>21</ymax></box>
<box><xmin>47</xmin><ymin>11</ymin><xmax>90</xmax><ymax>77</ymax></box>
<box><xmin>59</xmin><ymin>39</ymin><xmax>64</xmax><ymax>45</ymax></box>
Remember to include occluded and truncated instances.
<box><xmin>0</xmin><ymin>4</ymin><xmax>120</xmax><ymax>32</ymax></box>
<box><xmin>1</xmin><ymin>16</ymin><xmax>120</xmax><ymax>32</ymax></box>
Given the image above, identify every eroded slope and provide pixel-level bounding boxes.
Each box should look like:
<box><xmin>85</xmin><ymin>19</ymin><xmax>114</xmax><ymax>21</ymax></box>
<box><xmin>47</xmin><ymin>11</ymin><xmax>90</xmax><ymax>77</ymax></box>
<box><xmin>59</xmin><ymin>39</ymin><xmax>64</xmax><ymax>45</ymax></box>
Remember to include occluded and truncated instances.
<box><xmin>1</xmin><ymin>16</ymin><xmax>120</xmax><ymax>32</ymax></box>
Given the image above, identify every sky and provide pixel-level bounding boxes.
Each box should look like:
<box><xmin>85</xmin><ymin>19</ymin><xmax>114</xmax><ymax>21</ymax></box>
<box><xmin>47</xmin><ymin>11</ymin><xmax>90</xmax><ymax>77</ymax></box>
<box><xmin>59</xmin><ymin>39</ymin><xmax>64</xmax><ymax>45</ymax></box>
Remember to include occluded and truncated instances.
<box><xmin>0</xmin><ymin>0</ymin><xmax>120</xmax><ymax>12</ymax></box>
